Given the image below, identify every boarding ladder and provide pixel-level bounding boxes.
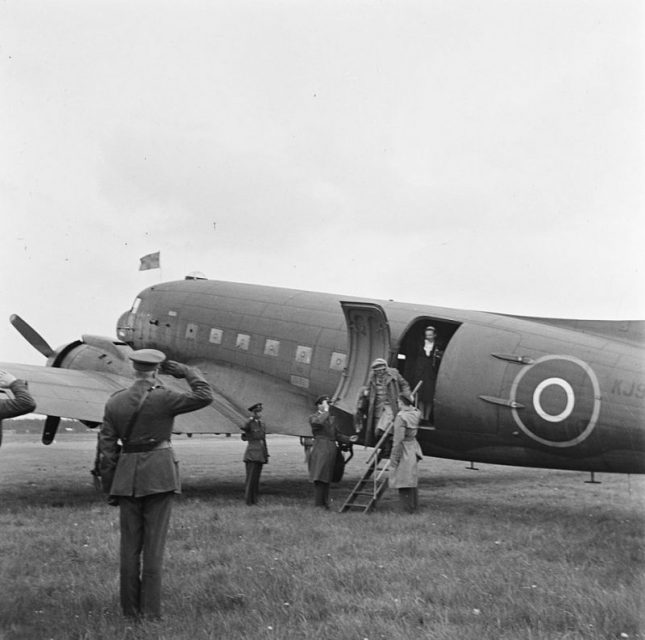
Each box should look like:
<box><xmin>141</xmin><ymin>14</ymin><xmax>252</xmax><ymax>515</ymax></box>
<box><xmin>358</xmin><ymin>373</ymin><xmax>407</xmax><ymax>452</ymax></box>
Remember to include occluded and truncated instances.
<box><xmin>339</xmin><ymin>423</ymin><xmax>393</xmax><ymax>513</ymax></box>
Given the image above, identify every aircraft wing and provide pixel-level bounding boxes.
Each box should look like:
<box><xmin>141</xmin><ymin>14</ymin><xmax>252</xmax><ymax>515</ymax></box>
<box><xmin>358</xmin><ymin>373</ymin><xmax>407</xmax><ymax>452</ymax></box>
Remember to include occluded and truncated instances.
<box><xmin>0</xmin><ymin>362</ymin><xmax>129</xmax><ymax>423</ymax></box>
<box><xmin>0</xmin><ymin>362</ymin><xmax>245</xmax><ymax>434</ymax></box>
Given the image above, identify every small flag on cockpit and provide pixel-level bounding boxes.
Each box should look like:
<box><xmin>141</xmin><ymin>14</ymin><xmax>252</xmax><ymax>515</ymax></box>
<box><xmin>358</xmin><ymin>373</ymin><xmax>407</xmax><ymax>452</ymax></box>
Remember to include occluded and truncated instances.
<box><xmin>139</xmin><ymin>251</ymin><xmax>160</xmax><ymax>271</ymax></box>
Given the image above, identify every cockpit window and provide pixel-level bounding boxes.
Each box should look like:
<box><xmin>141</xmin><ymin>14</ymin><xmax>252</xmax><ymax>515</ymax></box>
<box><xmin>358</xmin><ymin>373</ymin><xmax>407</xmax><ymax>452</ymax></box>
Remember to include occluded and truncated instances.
<box><xmin>131</xmin><ymin>297</ymin><xmax>142</xmax><ymax>314</ymax></box>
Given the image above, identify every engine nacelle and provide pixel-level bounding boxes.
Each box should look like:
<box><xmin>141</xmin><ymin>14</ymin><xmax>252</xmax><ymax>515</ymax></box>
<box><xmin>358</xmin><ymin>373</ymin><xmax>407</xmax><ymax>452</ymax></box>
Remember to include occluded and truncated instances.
<box><xmin>47</xmin><ymin>336</ymin><xmax>134</xmax><ymax>377</ymax></box>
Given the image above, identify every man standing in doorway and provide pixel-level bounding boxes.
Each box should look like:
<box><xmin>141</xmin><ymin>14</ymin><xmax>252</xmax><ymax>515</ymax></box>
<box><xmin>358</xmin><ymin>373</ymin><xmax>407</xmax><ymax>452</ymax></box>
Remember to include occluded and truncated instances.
<box><xmin>410</xmin><ymin>326</ymin><xmax>443</xmax><ymax>422</ymax></box>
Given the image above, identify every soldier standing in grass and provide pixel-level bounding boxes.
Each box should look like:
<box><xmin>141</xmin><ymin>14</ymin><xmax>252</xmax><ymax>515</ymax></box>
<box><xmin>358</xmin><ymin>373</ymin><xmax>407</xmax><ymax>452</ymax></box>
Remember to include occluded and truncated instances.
<box><xmin>98</xmin><ymin>349</ymin><xmax>213</xmax><ymax>620</ymax></box>
<box><xmin>0</xmin><ymin>369</ymin><xmax>36</xmax><ymax>444</ymax></box>
<box><xmin>240</xmin><ymin>402</ymin><xmax>269</xmax><ymax>505</ymax></box>
<box><xmin>308</xmin><ymin>395</ymin><xmax>357</xmax><ymax>509</ymax></box>
<box><xmin>389</xmin><ymin>393</ymin><xmax>423</xmax><ymax>513</ymax></box>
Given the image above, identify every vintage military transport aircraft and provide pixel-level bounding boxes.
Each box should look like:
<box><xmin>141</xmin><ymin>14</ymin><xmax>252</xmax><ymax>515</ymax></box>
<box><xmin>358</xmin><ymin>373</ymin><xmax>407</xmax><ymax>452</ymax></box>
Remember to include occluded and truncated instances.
<box><xmin>2</xmin><ymin>276</ymin><xmax>644</xmax><ymax>474</ymax></box>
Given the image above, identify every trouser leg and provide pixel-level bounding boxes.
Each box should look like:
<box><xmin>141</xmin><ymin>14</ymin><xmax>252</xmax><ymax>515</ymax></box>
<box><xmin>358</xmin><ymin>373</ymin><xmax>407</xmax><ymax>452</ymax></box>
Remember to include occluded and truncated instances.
<box><xmin>245</xmin><ymin>462</ymin><xmax>262</xmax><ymax>505</ymax></box>
<box><xmin>410</xmin><ymin>487</ymin><xmax>418</xmax><ymax>512</ymax></box>
<box><xmin>119</xmin><ymin>497</ymin><xmax>144</xmax><ymax>618</ymax></box>
<box><xmin>314</xmin><ymin>481</ymin><xmax>328</xmax><ymax>507</ymax></box>
<box><xmin>375</xmin><ymin>406</ymin><xmax>394</xmax><ymax>457</ymax></box>
<box><xmin>244</xmin><ymin>462</ymin><xmax>254</xmax><ymax>504</ymax></box>
<box><xmin>398</xmin><ymin>488</ymin><xmax>416</xmax><ymax>513</ymax></box>
<box><xmin>140</xmin><ymin>492</ymin><xmax>173</xmax><ymax>619</ymax></box>
<box><xmin>253</xmin><ymin>464</ymin><xmax>262</xmax><ymax>499</ymax></box>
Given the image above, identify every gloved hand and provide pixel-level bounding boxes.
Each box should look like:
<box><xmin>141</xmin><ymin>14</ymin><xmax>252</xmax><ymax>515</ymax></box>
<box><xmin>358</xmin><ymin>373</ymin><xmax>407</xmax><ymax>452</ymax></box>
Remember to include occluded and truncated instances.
<box><xmin>0</xmin><ymin>370</ymin><xmax>17</xmax><ymax>388</ymax></box>
<box><xmin>160</xmin><ymin>360</ymin><xmax>187</xmax><ymax>379</ymax></box>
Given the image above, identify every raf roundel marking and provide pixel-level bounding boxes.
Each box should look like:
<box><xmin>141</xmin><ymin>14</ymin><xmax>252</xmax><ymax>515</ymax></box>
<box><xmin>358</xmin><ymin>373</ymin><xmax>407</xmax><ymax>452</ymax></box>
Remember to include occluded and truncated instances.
<box><xmin>532</xmin><ymin>377</ymin><xmax>575</xmax><ymax>422</ymax></box>
<box><xmin>510</xmin><ymin>355</ymin><xmax>601</xmax><ymax>448</ymax></box>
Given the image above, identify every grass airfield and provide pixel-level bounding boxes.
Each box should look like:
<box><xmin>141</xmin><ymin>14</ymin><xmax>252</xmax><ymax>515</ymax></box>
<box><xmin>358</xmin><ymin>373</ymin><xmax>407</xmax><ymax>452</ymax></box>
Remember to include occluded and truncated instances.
<box><xmin>0</xmin><ymin>428</ymin><xmax>643</xmax><ymax>640</ymax></box>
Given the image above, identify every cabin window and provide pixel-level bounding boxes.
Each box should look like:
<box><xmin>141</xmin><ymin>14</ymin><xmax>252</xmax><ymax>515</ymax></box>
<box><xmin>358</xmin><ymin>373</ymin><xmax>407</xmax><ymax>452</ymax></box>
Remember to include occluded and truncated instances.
<box><xmin>291</xmin><ymin>375</ymin><xmax>310</xmax><ymax>389</ymax></box>
<box><xmin>185</xmin><ymin>323</ymin><xmax>198</xmax><ymax>339</ymax></box>
<box><xmin>209</xmin><ymin>328</ymin><xmax>223</xmax><ymax>344</ymax></box>
<box><xmin>330</xmin><ymin>352</ymin><xmax>347</xmax><ymax>371</ymax></box>
<box><xmin>264</xmin><ymin>339</ymin><xmax>280</xmax><ymax>357</ymax></box>
<box><xmin>295</xmin><ymin>346</ymin><xmax>312</xmax><ymax>364</ymax></box>
<box><xmin>236</xmin><ymin>333</ymin><xmax>250</xmax><ymax>350</ymax></box>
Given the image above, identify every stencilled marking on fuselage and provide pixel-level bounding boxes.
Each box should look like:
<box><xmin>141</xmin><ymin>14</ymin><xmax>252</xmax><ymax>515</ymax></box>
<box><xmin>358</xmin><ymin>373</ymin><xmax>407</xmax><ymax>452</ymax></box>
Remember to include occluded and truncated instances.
<box><xmin>611</xmin><ymin>379</ymin><xmax>645</xmax><ymax>399</ymax></box>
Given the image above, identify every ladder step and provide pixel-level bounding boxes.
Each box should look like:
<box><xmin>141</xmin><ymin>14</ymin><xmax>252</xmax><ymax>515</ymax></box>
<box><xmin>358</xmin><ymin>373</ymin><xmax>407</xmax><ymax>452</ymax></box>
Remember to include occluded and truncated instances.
<box><xmin>340</xmin><ymin>439</ymin><xmax>392</xmax><ymax>513</ymax></box>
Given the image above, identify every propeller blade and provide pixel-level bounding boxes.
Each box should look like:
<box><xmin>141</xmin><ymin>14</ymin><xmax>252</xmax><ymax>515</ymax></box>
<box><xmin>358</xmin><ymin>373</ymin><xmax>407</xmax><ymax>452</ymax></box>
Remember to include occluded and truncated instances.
<box><xmin>42</xmin><ymin>415</ymin><xmax>61</xmax><ymax>445</ymax></box>
<box><xmin>9</xmin><ymin>314</ymin><xmax>55</xmax><ymax>358</ymax></box>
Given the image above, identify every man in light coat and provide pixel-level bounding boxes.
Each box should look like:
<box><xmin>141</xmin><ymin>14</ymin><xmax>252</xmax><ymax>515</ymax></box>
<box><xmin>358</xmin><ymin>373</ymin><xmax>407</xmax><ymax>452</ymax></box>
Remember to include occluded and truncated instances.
<box><xmin>99</xmin><ymin>349</ymin><xmax>213</xmax><ymax>620</ymax></box>
<box><xmin>389</xmin><ymin>393</ymin><xmax>423</xmax><ymax>513</ymax></box>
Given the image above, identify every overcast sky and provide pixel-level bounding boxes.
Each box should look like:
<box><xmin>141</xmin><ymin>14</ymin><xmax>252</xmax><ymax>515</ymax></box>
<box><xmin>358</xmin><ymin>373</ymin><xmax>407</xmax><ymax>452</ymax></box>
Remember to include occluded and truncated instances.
<box><xmin>1</xmin><ymin>0</ymin><xmax>643</xmax><ymax>366</ymax></box>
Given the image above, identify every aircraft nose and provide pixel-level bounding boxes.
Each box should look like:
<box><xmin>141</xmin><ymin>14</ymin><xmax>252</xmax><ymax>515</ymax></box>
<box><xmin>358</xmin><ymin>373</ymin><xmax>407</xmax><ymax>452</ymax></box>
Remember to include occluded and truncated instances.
<box><xmin>116</xmin><ymin>310</ymin><xmax>134</xmax><ymax>345</ymax></box>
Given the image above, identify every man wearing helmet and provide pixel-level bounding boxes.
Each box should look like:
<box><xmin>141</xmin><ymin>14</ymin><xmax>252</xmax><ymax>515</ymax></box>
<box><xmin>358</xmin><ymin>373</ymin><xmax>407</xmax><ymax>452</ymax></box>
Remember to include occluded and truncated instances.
<box><xmin>356</xmin><ymin>357</ymin><xmax>411</xmax><ymax>449</ymax></box>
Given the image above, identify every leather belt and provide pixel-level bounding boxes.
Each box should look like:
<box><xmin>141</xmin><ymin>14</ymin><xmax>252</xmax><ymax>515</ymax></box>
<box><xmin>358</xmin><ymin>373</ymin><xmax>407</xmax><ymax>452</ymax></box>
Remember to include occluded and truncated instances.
<box><xmin>122</xmin><ymin>440</ymin><xmax>171</xmax><ymax>454</ymax></box>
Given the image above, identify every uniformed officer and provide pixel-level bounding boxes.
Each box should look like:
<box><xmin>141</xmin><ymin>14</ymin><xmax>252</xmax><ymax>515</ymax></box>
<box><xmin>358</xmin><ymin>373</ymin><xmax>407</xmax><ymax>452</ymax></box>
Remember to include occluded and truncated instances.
<box><xmin>240</xmin><ymin>402</ymin><xmax>269</xmax><ymax>505</ymax></box>
<box><xmin>308</xmin><ymin>395</ymin><xmax>357</xmax><ymax>509</ymax></box>
<box><xmin>98</xmin><ymin>349</ymin><xmax>214</xmax><ymax>620</ymax></box>
<box><xmin>0</xmin><ymin>369</ymin><xmax>36</xmax><ymax>445</ymax></box>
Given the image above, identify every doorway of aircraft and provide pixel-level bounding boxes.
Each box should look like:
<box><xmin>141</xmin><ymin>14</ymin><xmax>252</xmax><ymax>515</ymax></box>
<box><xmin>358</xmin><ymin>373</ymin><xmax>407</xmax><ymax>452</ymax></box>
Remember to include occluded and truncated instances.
<box><xmin>333</xmin><ymin>302</ymin><xmax>392</xmax><ymax>415</ymax></box>
<box><xmin>397</xmin><ymin>318</ymin><xmax>461</xmax><ymax>422</ymax></box>
<box><xmin>333</xmin><ymin>304</ymin><xmax>460</xmax><ymax>425</ymax></box>
<box><xmin>397</xmin><ymin>319</ymin><xmax>460</xmax><ymax>377</ymax></box>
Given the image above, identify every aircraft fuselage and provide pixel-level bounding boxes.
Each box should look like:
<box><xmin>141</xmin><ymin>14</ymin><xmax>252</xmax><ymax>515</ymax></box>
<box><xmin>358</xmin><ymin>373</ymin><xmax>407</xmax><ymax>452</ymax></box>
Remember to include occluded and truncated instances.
<box><xmin>115</xmin><ymin>279</ymin><xmax>645</xmax><ymax>474</ymax></box>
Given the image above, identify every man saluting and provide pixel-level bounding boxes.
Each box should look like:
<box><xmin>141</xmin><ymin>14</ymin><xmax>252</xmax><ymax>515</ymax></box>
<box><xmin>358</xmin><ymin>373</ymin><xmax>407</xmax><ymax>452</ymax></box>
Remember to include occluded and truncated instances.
<box><xmin>99</xmin><ymin>349</ymin><xmax>213</xmax><ymax>620</ymax></box>
<box><xmin>0</xmin><ymin>369</ymin><xmax>36</xmax><ymax>444</ymax></box>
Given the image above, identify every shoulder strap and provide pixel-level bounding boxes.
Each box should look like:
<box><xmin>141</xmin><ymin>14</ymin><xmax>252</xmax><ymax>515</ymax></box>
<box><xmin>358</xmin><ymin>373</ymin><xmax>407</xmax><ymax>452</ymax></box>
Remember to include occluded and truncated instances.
<box><xmin>122</xmin><ymin>386</ymin><xmax>154</xmax><ymax>444</ymax></box>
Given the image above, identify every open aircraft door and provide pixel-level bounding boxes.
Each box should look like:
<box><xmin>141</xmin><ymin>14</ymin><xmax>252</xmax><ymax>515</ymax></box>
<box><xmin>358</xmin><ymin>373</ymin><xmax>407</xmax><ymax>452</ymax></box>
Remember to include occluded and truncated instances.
<box><xmin>332</xmin><ymin>301</ymin><xmax>392</xmax><ymax>415</ymax></box>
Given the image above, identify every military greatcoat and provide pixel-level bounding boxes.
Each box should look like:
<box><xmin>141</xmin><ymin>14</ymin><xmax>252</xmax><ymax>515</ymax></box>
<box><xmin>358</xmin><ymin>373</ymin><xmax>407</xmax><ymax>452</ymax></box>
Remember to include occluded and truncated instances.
<box><xmin>308</xmin><ymin>409</ymin><xmax>338</xmax><ymax>483</ymax></box>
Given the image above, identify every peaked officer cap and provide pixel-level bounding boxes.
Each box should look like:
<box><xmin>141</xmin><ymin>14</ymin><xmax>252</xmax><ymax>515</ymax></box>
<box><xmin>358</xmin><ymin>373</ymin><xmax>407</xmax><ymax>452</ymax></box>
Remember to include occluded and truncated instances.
<box><xmin>248</xmin><ymin>402</ymin><xmax>263</xmax><ymax>412</ymax></box>
<box><xmin>314</xmin><ymin>395</ymin><xmax>330</xmax><ymax>406</ymax></box>
<box><xmin>371</xmin><ymin>357</ymin><xmax>388</xmax><ymax>369</ymax></box>
<box><xmin>129</xmin><ymin>348</ymin><xmax>166</xmax><ymax>371</ymax></box>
